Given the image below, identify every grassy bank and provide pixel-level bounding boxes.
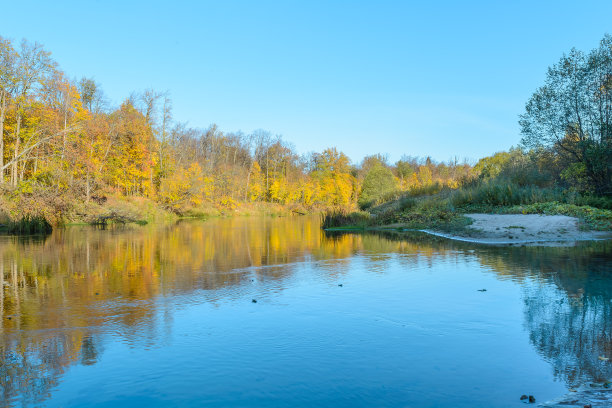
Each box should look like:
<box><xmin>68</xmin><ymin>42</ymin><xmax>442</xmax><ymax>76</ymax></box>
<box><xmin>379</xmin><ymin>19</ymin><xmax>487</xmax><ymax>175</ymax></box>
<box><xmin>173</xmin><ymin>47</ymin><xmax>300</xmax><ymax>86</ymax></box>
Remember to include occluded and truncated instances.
<box><xmin>0</xmin><ymin>187</ymin><xmax>327</xmax><ymax>235</ymax></box>
<box><xmin>323</xmin><ymin>182</ymin><xmax>612</xmax><ymax>233</ymax></box>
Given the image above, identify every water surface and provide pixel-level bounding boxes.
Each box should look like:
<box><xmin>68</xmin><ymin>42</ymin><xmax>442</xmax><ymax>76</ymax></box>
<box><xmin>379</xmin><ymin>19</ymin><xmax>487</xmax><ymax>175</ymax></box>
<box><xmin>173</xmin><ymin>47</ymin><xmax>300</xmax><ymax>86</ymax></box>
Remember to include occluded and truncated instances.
<box><xmin>1</xmin><ymin>216</ymin><xmax>611</xmax><ymax>407</ymax></box>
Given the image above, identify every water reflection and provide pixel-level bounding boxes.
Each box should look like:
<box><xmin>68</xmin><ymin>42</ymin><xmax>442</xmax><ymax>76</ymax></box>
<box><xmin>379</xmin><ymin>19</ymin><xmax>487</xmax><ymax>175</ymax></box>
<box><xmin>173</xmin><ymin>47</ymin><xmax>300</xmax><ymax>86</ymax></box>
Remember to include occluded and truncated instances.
<box><xmin>0</xmin><ymin>217</ymin><xmax>611</xmax><ymax>407</ymax></box>
<box><xmin>373</xmin><ymin>231</ymin><xmax>612</xmax><ymax>387</ymax></box>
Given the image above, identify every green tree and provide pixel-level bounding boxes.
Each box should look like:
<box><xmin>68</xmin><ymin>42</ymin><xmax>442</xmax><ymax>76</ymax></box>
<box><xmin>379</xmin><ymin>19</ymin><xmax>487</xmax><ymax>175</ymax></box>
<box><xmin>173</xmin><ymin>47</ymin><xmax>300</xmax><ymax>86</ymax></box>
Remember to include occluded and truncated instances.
<box><xmin>520</xmin><ymin>34</ymin><xmax>612</xmax><ymax>195</ymax></box>
<box><xmin>358</xmin><ymin>163</ymin><xmax>396</xmax><ymax>209</ymax></box>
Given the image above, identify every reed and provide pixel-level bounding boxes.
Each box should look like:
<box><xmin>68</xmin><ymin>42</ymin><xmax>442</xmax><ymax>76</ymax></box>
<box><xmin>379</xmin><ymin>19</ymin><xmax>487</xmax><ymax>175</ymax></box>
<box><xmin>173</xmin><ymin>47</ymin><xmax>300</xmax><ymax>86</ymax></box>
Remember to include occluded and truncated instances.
<box><xmin>6</xmin><ymin>215</ymin><xmax>53</xmax><ymax>235</ymax></box>
<box><xmin>321</xmin><ymin>210</ymin><xmax>371</xmax><ymax>229</ymax></box>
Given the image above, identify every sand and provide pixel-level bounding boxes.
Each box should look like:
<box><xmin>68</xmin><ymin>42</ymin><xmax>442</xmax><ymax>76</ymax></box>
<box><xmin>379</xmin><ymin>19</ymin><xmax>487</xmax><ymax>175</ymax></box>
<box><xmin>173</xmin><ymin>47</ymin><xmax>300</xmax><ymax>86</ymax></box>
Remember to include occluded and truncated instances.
<box><xmin>422</xmin><ymin>213</ymin><xmax>612</xmax><ymax>245</ymax></box>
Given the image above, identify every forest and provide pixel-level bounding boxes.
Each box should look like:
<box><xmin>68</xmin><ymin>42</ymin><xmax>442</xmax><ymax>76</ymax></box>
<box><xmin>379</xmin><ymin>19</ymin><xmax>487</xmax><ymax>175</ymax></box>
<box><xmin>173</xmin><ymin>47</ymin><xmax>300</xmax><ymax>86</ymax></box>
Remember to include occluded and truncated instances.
<box><xmin>1</xmin><ymin>35</ymin><xmax>611</xmax><ymax>231</ymax></box>
<box><xmin>0</xmin><ymin>36</ymin><xmax>472</xmax><ymax>227</ymax></box>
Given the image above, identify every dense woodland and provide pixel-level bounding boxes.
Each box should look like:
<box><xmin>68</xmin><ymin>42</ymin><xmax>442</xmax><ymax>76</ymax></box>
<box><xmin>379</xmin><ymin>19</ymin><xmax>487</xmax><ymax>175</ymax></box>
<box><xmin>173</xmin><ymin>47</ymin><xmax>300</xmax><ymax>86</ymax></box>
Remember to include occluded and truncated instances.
<box><xmin>0</xmin><ymin>36</ymin><xmax>472</xmax><ymax>224</ymax></box>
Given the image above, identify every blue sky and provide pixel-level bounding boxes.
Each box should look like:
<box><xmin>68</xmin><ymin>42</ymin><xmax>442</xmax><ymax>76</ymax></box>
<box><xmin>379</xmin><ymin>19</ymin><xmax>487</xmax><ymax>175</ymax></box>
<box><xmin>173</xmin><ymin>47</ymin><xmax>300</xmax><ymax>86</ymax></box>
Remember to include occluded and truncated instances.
<box><xmin>2</xmin><ymin>1</ymin><xmax>611</xmax><ymax>163</ymax></box>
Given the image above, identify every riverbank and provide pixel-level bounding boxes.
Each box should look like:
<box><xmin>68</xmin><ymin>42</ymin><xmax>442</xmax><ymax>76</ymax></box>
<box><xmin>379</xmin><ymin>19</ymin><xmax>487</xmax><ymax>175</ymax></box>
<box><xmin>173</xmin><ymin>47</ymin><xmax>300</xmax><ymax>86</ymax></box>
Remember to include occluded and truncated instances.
<box><xmin>422</xmin><ymin>213</ymin><xmax>612</xmax><ymax>244</ymax></box>
<box><xmin>322</xmin><ymin>192</ymin><xmax>612</xmax><ymax>245</ymax></box>
<box><xmin>0</xmin><ymin>190</ymin><xmax>320</xmax><ymax>234</ymax></box>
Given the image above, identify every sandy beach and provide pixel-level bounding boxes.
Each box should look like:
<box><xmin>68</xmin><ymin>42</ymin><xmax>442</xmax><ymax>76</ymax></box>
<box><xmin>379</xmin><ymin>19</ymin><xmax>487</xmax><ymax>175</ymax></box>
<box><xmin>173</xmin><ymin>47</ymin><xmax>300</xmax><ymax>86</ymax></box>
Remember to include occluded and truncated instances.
<box><xmin>423</xmin><ymin>214</ymin><xmax>612</xmax><ymax>245</ymax></box>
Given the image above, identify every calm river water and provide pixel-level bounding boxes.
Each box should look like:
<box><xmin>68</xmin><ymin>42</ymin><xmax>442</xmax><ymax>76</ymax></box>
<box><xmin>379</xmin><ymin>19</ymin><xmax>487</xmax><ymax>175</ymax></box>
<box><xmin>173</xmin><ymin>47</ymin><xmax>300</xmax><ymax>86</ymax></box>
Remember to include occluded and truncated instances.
<box><xmin>1</xmin><ymin>215</ymin><xmax>611</xmax><ymax>407</ymax></box>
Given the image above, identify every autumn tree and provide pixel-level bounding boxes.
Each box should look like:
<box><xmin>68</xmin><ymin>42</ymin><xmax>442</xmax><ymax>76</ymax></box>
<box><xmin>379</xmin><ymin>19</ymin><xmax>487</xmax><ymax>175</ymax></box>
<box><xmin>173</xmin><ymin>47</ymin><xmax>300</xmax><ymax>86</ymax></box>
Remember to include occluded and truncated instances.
<box><xmin>0</xmin><ymin>36</ymin><xmax>18</xmax><ymax>183</ymax></box>
<box><xmin>310</xmin><ymin>147</ymin><xmax>355</xmax><ymax>207</ymax></box>
<box><xmin>7</xmin><ymin>40</ymin><xmax>56</xmax><ymax>186</ymax></box>
<box><xmin>105</xmin><ymin>101</ymin><xmax>154</xmax><ymax>196</ymax></box>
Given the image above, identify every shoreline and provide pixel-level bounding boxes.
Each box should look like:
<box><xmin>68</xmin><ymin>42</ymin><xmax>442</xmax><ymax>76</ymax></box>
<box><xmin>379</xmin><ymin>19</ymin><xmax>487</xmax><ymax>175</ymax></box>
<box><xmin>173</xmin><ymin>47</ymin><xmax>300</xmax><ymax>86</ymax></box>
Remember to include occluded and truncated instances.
<box><xmin>326</xmin><ymin>213</ymin><xmax>612</xmax><ymax>245</ymax></box>
<box><xmin>419</xmin><ymin>228</ymin><xmax>612</xmax><ymax>245</ymax></box>
<box><xmin>420</xmin><ymin>213</ymin><xmax>612</xmax><ymax>245</ymax></box>
<box><xmin>540</xmin><ymin>385</ymin><xmax>612</xmax><ymax>407</ymax></box>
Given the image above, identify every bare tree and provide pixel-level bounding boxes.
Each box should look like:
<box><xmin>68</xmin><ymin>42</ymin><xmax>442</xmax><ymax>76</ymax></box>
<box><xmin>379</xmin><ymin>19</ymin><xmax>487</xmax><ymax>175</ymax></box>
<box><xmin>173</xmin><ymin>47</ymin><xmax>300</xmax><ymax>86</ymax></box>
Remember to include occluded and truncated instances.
<box><xmin>0</xmin><ymin>37</ymin><xmax>18</xmax><ymax>184</ymax></box>
<box><xmin>10</xmin><ymin>39</ymin><xmax>56</xmax><ymax>186</ymax></box>
<box><xmin>78</xmin><ymin>77</ymin><xmax>107</xmax><ymax>114</ymax></box>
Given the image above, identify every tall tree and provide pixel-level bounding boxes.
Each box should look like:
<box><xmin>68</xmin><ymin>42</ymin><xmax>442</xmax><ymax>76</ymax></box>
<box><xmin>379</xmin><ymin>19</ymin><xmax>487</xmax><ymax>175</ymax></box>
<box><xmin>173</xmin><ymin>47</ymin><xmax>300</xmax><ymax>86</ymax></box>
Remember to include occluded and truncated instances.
<box><xmin>520</xmin><ymin>34</ymin><xmax>612</xmax><ymax>195</ymax></box>
<box><xmin>0</xmin><ymin>37</ymin><xmax>18</xmax><ymax>183</ymax></box>
<box><xmin>9</xmin><ymin>40</ymin><xmax>55</xmax><ymax>186</ymax></box>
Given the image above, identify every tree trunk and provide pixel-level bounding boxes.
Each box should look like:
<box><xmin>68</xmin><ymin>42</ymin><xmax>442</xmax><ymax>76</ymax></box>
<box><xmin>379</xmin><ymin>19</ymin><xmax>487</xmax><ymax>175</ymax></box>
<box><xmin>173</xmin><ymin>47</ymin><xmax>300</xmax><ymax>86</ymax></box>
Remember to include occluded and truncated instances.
<box><xmin>62</xmin><ymin>104</ymin><xmax>67</xmax><ymax>160</ymax></box>
<box><xmin>12</xmin><ymin>114</ymin><xmax>21</xmax><ymax>187</ymax></box>
<box><xmin>0</xmin><ymin>90</ymin><xmax>6</xmax><ymax>184</ymax></box>
<box><xmin>86</xmin><ymin>172</ymin><xmax>91</xmax><ymax>203</ymax></box>
<box><xmin>244</xmin><ymin>163</ymin><xmax>252</xmax><ymax>202</ymax></box>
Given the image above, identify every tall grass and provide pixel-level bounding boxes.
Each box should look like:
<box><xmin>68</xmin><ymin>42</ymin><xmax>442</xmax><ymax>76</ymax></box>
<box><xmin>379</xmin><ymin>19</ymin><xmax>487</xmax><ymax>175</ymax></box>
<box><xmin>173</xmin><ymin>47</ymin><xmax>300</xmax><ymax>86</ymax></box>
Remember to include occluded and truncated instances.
<box><xmin>450</xmin><ymin>181</ymin><xmax>612</xmax><ymax>209</ymax></box>
<box><xmin>321</xmin><ymin>210</ymin><xmax>370</xmax><ymax>229</ymax></box>
<box><xmin>6</xmin><ymin>215</ymin><xmax>53</xmax><ymax>235</ymax></box>
<box><xmin>406</xmin><ymin>182</ymin><xmax>446</xmax><ymax>197</ymax></box>
<box><xmin>451</xmin><ymin>182</ymin><xmax>564</xmax><ymax>208</ymax></box>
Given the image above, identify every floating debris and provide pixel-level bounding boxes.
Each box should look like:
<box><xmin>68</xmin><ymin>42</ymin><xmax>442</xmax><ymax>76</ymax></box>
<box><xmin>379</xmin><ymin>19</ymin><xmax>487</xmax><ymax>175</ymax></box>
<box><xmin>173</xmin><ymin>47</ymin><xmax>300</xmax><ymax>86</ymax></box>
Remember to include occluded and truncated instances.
<box><xmin>338</xmin><ymin>284</ymin><xmax>343</xmax><ymax>287</ymax></box>
<box><xmin>598</xmin><ymin>356</ymin><xmax>609</xmax><ymax>362</ymax></box>
<box><xmin>477</xmin><ymin>289</ymin><xmax>487</xmax><ymax>292</ymax></box>
<box><xmin>520</xmin><ymin>394</ymin><xmax>536</xmax><ymax>403</ymax></box>
<box><xmin>252</xmin><ymin>299</ymin><xmax>257</xmax><ymax>303</ymax></box>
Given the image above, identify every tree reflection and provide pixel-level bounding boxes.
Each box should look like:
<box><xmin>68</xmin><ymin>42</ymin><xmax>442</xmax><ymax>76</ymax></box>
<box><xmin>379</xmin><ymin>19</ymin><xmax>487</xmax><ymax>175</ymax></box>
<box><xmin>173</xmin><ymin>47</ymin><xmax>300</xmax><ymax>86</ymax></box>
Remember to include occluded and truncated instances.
<box><xmin>373</xmin><ymin>231</ymin><xmax>612</xmax><ymax>387</ymax></box>
<box><xmin>0</xmin><ymin>219</ymin><xmax>610</xmax><ymax>406</ymax></box>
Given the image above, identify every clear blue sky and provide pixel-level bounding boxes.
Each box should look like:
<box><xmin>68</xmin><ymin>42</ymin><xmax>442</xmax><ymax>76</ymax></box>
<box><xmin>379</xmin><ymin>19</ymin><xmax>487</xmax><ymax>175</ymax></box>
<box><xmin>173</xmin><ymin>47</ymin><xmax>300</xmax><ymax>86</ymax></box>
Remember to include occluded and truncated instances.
<box><xmin>2</xmin><ymin>0</ymin><xmax>611</xmax><ymax>163</ymax></box>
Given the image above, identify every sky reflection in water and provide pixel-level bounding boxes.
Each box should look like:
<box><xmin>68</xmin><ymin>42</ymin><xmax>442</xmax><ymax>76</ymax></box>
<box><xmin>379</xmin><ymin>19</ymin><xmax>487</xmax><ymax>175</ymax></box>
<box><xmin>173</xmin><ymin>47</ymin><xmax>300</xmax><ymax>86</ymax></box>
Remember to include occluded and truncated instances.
<box><xmin>1</xmin><ymin>216</ymin><xmax>611</xmax><ymax>407</ymax></box>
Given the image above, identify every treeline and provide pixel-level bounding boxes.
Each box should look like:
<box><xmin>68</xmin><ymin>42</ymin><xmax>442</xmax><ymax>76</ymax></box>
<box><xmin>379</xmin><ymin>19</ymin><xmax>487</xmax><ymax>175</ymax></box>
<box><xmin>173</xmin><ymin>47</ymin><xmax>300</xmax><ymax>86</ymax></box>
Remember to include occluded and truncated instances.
<box><xmin>0</xmin><ymin>36</ymin><xmax>472</xmax><ymax>222</ymax></box>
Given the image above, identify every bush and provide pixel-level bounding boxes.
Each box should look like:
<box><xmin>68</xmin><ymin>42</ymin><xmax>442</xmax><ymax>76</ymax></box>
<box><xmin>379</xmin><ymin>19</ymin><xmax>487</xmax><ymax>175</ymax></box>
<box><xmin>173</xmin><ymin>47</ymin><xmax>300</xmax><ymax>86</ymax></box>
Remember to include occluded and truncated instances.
<box><xmin>572</xmin><ymin>195</ymin><xmax>612</xmax><ymax>210</ymax></box>
<box><xmin>399</xmin><ymin>196</ymin><xmax>417</xmax><ymax>211</ymax></box>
